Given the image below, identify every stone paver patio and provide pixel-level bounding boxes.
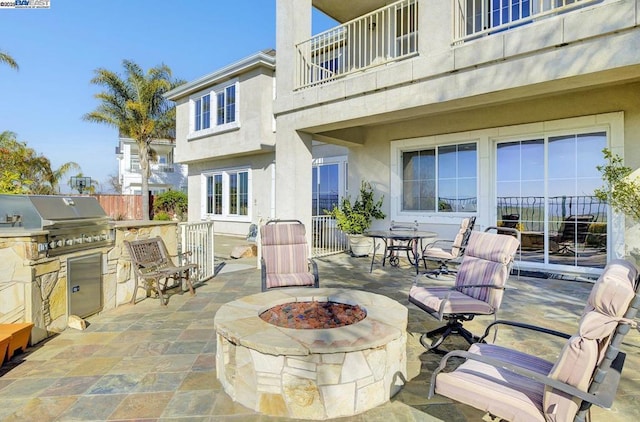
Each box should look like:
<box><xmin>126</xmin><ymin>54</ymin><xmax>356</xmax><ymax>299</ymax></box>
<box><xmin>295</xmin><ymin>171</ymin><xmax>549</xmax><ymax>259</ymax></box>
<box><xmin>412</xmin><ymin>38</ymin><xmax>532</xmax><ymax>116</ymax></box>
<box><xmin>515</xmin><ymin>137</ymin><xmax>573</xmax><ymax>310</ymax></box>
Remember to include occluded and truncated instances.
<box><xmin>0</xmin><ymin>235</ymin><xmax>638</xmax><ymax>421</ymax></box>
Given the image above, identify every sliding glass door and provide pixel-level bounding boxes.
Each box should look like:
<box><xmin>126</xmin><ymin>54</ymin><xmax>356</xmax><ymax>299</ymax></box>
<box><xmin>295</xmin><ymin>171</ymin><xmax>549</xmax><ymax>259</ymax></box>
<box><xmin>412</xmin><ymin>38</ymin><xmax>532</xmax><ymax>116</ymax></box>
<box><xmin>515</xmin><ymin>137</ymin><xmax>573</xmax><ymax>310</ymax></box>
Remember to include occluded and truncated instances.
<box><xmin>496</xmin><ymin>131</ymin><xmax>607</xmax><ymax>269</ymax></box>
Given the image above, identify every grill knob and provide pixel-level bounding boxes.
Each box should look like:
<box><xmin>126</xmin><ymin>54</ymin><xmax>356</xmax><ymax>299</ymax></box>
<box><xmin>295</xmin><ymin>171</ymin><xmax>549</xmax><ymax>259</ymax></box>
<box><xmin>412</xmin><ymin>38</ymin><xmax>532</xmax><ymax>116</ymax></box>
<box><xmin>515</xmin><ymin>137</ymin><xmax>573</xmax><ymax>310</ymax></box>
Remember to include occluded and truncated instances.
<box><xmin>57</xmin><ymin>240</ymin><xmax>64</xmax><ymax>247</ymax></box>
<box><xmin>49</xmin><ymin>241</ymin><xmax>57</xmax><ymax>249</ymax></box>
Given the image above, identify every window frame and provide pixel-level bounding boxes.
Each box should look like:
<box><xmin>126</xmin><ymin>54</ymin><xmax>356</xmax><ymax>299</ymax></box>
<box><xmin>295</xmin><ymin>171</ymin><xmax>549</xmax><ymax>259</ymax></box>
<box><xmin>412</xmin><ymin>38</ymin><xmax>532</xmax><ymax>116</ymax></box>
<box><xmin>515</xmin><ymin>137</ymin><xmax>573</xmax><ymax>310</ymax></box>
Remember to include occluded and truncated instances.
<box><xmin>188</xmin><ymin>78</ymin><xmax>240</xmax><ymax>139</ymax></box>
<box><xmin>202</xmin><ymin>167</ymin><xmax>251</xmax><ymax>222</ymax></box>
<box><xmin>391</xmin><ymin>137</ymin><xmax>479</xmax><ymax>222</ymax></box>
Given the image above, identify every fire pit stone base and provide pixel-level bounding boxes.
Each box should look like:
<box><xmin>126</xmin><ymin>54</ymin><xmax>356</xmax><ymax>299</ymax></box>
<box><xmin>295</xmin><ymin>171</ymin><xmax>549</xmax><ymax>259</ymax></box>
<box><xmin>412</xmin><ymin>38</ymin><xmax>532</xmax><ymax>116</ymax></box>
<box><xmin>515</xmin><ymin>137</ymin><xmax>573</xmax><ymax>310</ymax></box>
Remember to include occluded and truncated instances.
<box><xmin>214</xmin><ymin>288</ymin><xmax>408</xmax><ymax>420</ymax></box>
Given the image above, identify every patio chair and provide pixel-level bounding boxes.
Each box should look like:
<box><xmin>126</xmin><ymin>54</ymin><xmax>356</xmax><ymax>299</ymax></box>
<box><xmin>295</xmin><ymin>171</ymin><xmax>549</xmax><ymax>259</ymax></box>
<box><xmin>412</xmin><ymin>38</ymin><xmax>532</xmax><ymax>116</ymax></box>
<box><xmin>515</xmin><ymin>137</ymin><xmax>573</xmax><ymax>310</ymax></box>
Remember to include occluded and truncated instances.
<box><xmin>260</xmin><ymin>219</ymin><xmax>319</xmax><ymax>291</ymax></box>
<box><xmin>421</xmin><ymin>216</ymin><xmax>476</xmax><ymax>277</ymax></box>
<box><xmin>429</xmin><ymin>259</ymin><xmax>640</xmax><ymax>422</ymax></box>
<box><xmin>408</xmin><ymin>227</ymin><xmax>520</xmax><ymax>350</ymax></box>
<box><xmin>555</xmin><ymin>214</ymin><xmax>595</xmax><ymax>254</ymax></box>
<box><xmin>384</xmin><ymin>220</ymin><xmax>419</xmax><ymax>267</ymax></box>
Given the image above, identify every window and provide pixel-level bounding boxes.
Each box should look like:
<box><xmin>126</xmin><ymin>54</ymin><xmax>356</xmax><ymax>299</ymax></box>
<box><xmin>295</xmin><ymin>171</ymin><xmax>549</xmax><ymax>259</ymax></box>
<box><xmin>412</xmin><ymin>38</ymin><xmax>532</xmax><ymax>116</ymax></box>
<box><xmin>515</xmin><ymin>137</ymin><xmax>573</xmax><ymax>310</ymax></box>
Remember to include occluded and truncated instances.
<box><xmin>217</xmin><ymin>85</ymin><xmax>236</xmax><ymax>126</ymax></box>
<box><xmin>402</xmin><ymin>143</ymin><xmax>477</xmax><ymax>213</ymax></box>
<box><xmin>204</xmin><ymin>169</ymin><xmax>250</xmax><ymax>219</ymax></box>
<box><xmin>496</xmin><ymin>131</ymin><xmax>608</xmax><ymax>269</ymax></box>
<box><xmin>194</xmin><ymin>94</ymin><xmax>210</xmax><ymax>131</ymax></box>
<box><xmin>130</xmin><ymin>154</ymin><xmax>140</xmax><ymax>171</ymax></box>
<box><xmin>190</xmin><ymin>81</ymin><xmax>238</xmax><ymax>136</ymax></box>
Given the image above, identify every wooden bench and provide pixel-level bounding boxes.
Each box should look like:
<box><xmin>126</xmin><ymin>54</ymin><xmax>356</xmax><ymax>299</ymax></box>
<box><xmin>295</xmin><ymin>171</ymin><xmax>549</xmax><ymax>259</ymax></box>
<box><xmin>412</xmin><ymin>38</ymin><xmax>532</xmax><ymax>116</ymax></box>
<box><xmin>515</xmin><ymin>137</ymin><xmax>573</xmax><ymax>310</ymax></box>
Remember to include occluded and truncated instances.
<box><xmin>124</xmin><ymin>236</ymin><xmax>198</xmax><ymax>306</ymax></box>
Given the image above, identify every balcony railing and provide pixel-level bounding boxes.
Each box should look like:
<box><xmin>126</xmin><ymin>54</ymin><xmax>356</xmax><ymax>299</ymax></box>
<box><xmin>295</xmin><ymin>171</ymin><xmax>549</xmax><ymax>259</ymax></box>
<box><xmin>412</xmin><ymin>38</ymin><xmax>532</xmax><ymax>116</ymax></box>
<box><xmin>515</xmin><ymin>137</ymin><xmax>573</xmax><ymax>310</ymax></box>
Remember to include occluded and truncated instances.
<box><xmin>453</xmin><ymin>0</ymin><xmax>601</xmax><ymax>43</ymax></box>
<box><xmin>296</xmin><ymin>0</ymin><xmax>418</xmax><ymax>89</ymax></box>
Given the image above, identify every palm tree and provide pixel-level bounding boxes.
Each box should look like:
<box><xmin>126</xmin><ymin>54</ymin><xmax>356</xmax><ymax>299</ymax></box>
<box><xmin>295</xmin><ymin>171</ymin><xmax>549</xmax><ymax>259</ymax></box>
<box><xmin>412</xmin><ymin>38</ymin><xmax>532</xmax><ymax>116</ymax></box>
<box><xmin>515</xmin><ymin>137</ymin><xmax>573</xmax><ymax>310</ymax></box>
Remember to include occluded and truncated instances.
<box><xmin>0</xmin><ymin>50</ymin><xmax>18</xmax><ymax>70</ymax></box>
<box><xmin>84</xmin><ymin>60</ymin><xmax>182</xmax><ymax>219</ymax></box>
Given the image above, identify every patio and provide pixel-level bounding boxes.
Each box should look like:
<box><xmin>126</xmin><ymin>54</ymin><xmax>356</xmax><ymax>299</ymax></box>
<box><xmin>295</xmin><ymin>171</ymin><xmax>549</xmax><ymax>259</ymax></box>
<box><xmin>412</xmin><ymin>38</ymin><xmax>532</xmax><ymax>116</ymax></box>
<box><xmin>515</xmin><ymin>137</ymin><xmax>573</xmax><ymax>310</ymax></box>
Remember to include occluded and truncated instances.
<box><xmin>0</xmin><ymin>235</ymin><xmax>638</xmax><ymax>421</ymax></box>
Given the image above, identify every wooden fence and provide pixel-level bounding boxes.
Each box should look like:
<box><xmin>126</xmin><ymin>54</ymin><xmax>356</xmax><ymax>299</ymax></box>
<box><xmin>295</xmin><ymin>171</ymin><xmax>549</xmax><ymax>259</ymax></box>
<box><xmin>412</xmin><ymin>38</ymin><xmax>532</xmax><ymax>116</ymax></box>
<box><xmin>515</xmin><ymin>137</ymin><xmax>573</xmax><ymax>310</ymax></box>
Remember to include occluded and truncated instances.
<box><xmin>94</xmin><ymin>194</ymin><xmax>154</xmax><ymax>220</ymax></box>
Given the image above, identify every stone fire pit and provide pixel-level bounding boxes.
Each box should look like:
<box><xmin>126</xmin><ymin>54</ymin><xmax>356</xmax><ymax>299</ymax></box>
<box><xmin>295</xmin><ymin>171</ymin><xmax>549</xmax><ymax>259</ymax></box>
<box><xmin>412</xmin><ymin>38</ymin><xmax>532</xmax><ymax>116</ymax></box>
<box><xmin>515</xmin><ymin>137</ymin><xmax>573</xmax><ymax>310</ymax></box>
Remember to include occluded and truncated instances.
<box><xmin>214</xmin><ymin>288</ymin><xmax>408</xmax><ymax>420</ymax></box>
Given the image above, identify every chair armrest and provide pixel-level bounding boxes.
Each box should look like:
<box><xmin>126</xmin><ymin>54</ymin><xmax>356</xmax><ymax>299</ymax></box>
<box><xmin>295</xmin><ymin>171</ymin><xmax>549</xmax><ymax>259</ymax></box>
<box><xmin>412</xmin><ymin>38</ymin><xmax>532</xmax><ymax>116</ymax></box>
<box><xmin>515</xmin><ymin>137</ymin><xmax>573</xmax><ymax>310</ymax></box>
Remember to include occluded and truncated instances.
<box><xmin>456</xmin><ymin>283</ymin><xmax>505</xmax><ymax>291</ymax></box>
<box><xmin>423</xmin><ymin>239</ymin><xmax>454</xmax><ymax>250</ymax></box>
<box><xmin>261</xmin><ymin>257</ymin><xmax>267</xmax><ymax>291</ymax></box>
<box><xmin>429</xmin><ymin>349</ymin><xmax>623</xmax><ymax>408</ymax></box>
<box><xmin>308</xmin><ymin>258</ymin><xmax>319</xmax><ymax>287</ymax></box>
<box><xmin>479</xmin><ymin>319</ymin><xmax>571</xmax><ymax>343</ymax></box>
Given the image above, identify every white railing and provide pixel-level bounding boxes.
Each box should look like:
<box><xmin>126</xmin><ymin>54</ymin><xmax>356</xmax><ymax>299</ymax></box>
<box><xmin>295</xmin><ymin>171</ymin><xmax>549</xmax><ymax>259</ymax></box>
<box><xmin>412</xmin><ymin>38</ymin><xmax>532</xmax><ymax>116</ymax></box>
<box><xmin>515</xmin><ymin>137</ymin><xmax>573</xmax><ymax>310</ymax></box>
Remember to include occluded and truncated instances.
<box><xmin>179</xmin><ymin>221</ymin><xmax>215</xmax><ymax>282</ymax></box>
<box><xmin>296</xmin><ymin>0</ymin><xmax>418</xmax><ymax>89</ymax></box>
<box><xmin>453</xmin><ymin>0</ymin><xmax>601</xmax><ymax>43</ymax></box>
<box><xmin>311</xmin><ymin>215</ymin><xmax>348</xmax><ymax>257</ymax></box>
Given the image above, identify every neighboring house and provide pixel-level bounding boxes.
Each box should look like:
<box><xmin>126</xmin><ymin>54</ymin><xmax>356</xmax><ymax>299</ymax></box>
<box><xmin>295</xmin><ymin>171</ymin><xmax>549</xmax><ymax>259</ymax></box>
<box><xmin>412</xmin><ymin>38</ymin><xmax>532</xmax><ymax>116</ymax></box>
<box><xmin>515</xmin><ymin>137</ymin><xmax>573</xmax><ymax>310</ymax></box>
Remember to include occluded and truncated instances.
<box><xmin>272</xmin><ymin>0</ymin><xmax>640</xmax><ymax>276</ymax></box>
<box><xmin>165</xmin><ymin>49</ymin><xmax>348</xmax><ymax>237</ymax></box>
<box><xmin>116</xmin><ymin>137</ymin><xmax>187</xmax><ymax>195</ymax></box>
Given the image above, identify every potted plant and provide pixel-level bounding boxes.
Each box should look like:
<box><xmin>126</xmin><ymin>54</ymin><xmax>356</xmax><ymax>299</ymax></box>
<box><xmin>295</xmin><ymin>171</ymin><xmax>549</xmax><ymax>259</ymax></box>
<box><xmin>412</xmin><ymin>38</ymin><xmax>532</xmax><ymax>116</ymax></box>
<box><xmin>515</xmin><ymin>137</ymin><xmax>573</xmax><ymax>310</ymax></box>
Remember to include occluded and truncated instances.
<box><xmin>327</xmin><ymin>180</ymin><xmax>386</xmax><ymax>256</ymax></box>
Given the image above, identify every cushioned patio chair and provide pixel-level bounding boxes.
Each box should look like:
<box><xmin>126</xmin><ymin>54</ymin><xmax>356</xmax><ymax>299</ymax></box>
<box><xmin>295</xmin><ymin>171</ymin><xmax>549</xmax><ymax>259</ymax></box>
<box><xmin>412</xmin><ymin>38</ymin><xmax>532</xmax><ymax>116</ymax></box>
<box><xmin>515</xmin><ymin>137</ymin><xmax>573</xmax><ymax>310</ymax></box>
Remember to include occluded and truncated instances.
<box><xmin>409</xmin><ymin>227</ymin><xmax>520</xmax><ymax>350</ymax></box>
<box><xmin>429</xmin><ymin>259</ymin><xmax>640</xmax><ymax>422</ymax></box>
<box><xmin>421</xmin><ymin>216</ymin><xmax>476</xmax><ymax>277</ymax></box>
<box><xmin>260</xmin><ymin>219</ymin><xmax>319</xmax><ymax>291</ymax></box>
<box><xmin>555</xmin><ymin>214</ymin><xmax>595</xmax><ymax>255</ymax></box>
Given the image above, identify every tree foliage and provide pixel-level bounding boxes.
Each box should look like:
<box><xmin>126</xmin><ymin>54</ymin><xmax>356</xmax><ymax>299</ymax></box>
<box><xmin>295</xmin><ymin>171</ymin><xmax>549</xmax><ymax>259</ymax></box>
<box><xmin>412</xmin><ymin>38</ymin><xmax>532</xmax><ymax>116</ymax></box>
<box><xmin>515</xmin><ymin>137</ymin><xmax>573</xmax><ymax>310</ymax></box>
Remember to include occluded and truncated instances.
<box><xmin>84</xmin><ymin>60</ymin><xmax>183</xmax><ymax>219</ymax></box>
<box><xmin>0</xmin><ymin>131</ymin><xmax>80</xmax><ymax>194</ymax></box>
<box><xmin>0</xmin><ymin>50</ymin><xmax>18</xmax><ymax>70</ymax></box>
<box><xmin>153</xmin><ymin>190</ymin><xmax>188</xmax><ymax>221</ymax></box>
<box><xmin>594</xmin><ymin>148</ymin><xmax>640</xmax><ymax>222</ymax></box>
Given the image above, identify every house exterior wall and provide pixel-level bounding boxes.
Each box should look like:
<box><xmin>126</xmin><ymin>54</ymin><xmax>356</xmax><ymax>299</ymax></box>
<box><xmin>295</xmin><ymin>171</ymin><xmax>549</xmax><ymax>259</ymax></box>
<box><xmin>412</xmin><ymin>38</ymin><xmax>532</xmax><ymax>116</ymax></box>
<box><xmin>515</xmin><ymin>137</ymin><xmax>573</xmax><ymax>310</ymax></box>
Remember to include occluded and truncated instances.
<box><xmin>275</xmin><ymin>0</ymin><xmax>640</xmax><ymax>271</ymax></box>
<box><xmin>186</xmin><ymin>154</ymin><xmax>275</xmax><ymax>237</ymax></box>
<box><xmin>173</xmin><ymin>67</ymin><xmax>276</xmax><ymax>165</ymax></box>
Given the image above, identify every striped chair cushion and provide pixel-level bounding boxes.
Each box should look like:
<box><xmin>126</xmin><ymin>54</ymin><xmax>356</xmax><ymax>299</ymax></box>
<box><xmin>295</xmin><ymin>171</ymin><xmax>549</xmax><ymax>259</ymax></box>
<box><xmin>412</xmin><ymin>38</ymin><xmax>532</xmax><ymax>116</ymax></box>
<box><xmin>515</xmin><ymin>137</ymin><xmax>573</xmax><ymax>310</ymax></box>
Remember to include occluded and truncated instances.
<box><xmin>436</xmin><ymin>343</ymin><xmax>552</xmax><ymax>422</ymax></box>
<box><xmin>266</xmin><ymin>272</ymin><xmax>316</xmax><ymax>289</ymax></box>
<box><xmin>465</xmin><ymin>230</ymin><xmax>520</xmax><ymax>264</ymax></box>
<box><xmin>261</xmin><ymin>223</ymin><xmax>309</xmax><ymax>275</ymax></box>
<box><xmin>409</xmin><ymin>286</ymin><xmax>495</xmax><ymax>317</ymax></box>
<box><xmin>542</xmin><ymin>259</ymin><xmax>637</xmax><ymax>422</ymax></box>
<box><xmin>450</xmin><ymin>217</ymin><xmax>472</xmax><ymax>256</ymax></box>
<box><xmin>454</xmin><ymin>256</ymin><xmax>508</xmax><ymax>309</ymax></box>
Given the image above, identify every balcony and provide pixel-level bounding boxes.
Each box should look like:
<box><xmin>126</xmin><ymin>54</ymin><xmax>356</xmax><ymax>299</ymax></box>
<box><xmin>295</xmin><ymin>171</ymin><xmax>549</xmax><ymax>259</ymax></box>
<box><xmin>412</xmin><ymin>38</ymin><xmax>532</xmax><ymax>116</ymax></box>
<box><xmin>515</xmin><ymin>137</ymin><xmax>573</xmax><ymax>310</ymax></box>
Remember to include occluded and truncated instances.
<box><xmin>296</xmin><ymin>0</ymin><xmax>418</xmax><ymax>89</ymax></box>
<box><xmin>453</xmin><ymin>0</ymin><xmax>601</xmax><ymax>43</ymax></box>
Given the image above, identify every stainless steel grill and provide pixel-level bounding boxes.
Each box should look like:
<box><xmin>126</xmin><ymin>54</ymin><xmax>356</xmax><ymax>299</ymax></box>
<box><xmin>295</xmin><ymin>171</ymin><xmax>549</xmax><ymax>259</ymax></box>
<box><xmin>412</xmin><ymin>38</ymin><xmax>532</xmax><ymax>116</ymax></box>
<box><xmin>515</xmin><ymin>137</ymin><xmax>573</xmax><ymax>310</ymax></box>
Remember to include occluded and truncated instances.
<box><xmin>0</xmin><ymin>194</ymin><xmax>113</xmax><ymax>256</ymax></box>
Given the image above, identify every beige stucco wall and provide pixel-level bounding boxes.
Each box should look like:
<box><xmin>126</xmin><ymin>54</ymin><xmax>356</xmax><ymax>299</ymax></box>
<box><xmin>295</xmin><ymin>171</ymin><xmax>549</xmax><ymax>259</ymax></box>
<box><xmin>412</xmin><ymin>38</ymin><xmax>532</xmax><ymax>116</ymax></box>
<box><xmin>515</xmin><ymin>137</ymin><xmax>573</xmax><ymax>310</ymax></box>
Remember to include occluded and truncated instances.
<box><xmin>174</xmin><ymin>67</ymin><xmax>276</xmax><ymax>165</ymax></box>
<box><xmin>344</xmin><ymin>82</ymin><xmax>640</xmax><ymax>258</ymax></box>
<box><xmin>186</xmin><ymin>154</ymin><xmax>275</xmax><ymax>236</ymax></box>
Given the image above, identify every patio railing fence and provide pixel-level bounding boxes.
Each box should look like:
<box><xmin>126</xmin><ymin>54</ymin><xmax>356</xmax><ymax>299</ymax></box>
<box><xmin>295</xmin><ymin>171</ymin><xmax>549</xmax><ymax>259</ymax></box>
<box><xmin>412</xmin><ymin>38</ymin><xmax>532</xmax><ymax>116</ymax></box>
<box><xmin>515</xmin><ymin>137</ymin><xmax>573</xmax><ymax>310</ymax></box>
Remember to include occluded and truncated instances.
<box><xmin>312</xmin><ymin>215</ymin><xmax>348</xmax><ymax>257</ymax></box>
<box><xmin>178</xmin><ymin>221</ymin><xmax>215</xmax><ymax>282</ymax></box>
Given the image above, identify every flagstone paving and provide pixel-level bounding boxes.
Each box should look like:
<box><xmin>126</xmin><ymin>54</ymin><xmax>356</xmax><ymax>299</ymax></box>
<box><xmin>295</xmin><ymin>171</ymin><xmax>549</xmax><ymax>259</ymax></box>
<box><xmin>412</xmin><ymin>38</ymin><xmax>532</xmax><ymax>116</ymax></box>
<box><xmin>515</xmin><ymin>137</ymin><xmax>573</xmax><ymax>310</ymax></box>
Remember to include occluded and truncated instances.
<box><xmin>0</xmin><ymin>237</ymin><xmax>638</xmax><ymax>421</ymax></box>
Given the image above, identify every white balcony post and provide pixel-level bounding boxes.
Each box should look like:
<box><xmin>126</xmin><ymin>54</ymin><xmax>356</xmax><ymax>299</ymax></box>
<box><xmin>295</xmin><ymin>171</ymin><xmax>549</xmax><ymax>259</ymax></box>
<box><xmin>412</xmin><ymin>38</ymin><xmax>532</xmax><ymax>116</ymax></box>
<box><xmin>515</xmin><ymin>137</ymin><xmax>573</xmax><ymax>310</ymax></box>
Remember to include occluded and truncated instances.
<box><xmin>421</xmin><ymin>0</ymin><xmax>451</xmax><ymax>56</ymax></box>
<box><xmin>276</xmin><ymin>0</ymin><xmax>312</xmax><ymax>95</ymax></box>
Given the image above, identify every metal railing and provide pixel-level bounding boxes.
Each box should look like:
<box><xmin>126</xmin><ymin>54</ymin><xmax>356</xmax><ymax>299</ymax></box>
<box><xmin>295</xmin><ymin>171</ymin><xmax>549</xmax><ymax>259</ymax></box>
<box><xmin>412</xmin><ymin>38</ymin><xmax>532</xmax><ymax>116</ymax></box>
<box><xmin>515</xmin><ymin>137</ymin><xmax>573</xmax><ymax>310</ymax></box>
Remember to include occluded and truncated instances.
<box><xmin>296</xmin><ymin>0</ymin><xmax>418</xmax><ymax>89</ymax></box>
<box><xmin>311</xmin><ymin>215</ymin><xmax>348</xmax><ymax>257</ymax></box>
<box><xmin>178</xmin><ymin>221</ymin><xmax>215</xmax><ymax>282</ymax></box>
<box><xmin>497</xmin><ymin>195</ymin><xmax>607</xmax><ymax>232</ymax></box>
<box><xmin>454</xmin><ymin>0</ymin><xmax>600</xmax><ymax>43</ymax></box>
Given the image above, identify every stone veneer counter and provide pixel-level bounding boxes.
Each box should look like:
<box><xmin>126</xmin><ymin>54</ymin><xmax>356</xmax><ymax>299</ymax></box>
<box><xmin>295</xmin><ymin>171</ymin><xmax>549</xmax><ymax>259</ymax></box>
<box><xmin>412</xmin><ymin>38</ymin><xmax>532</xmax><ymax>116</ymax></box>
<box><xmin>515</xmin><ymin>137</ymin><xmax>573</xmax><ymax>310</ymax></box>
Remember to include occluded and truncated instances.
<box><xmin>214</xmin><ymin>288</ymin><xmax>408</xmax><ymax>420</ymax></box>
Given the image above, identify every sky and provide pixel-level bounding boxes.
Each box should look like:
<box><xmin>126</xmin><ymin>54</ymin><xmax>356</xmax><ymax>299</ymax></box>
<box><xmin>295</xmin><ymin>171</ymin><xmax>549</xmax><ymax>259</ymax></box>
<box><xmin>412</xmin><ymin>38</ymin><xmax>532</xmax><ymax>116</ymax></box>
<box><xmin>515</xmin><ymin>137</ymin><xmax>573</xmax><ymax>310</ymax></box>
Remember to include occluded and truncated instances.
<box><xmin>0</xmin><ymin>0</ymin><xmax>334</xmax><ymax>193</ymax></box>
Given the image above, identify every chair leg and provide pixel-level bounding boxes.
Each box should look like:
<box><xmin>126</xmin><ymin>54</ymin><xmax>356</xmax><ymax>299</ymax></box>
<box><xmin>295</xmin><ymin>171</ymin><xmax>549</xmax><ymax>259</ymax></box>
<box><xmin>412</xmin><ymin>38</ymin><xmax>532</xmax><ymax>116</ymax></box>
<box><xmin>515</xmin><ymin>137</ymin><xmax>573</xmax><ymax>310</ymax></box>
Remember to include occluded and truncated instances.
<box><xmin>420</xmin><ymin>320</ymin><xmax>479</xmax><ymax>350</ymax></box>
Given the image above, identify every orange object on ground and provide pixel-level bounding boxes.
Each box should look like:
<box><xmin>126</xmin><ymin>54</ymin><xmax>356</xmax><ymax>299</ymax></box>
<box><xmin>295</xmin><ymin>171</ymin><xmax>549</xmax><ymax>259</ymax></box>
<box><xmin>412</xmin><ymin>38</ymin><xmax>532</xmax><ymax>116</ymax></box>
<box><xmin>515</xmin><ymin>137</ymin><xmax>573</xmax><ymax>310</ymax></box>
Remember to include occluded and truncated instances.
<box><xmin>0</xmin><ymin>323</ymin><xmax>34</xmax><ymax>361</ymax></box>
<box><xmin>0</xmin><ymin>333</ymin><xmax>11</xmax><ymax>365</ymax></box>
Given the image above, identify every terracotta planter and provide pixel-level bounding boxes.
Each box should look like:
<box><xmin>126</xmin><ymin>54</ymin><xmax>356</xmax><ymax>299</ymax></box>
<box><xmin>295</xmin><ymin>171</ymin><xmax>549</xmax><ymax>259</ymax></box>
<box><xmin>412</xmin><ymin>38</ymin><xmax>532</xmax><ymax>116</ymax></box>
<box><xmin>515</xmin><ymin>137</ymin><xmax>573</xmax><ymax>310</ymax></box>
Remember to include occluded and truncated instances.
<box><xmin>348</xmin><ymin>234</ymin><xmax>373</xmax><ymax>257</ymax></box>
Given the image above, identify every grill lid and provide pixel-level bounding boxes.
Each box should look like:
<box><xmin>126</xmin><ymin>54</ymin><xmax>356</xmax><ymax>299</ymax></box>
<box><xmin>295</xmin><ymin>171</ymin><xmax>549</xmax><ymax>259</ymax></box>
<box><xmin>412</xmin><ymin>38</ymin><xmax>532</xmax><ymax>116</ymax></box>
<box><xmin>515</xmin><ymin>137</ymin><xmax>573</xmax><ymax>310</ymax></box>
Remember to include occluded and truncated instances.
<box><xmin>0</xmin><ymin>194</ymin><xmax>109</xmax><ymax>230</ymax></box>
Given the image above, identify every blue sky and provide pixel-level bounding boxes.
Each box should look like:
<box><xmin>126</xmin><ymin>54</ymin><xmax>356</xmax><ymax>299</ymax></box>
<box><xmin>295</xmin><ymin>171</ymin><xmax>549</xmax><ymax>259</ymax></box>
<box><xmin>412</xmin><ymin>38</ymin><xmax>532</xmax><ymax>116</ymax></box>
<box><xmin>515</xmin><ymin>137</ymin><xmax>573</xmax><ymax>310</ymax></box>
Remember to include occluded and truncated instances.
<box><xmin>0</xmin><ymin>1</ymin><xmax>334</xmax><ymax>192</ymax></box>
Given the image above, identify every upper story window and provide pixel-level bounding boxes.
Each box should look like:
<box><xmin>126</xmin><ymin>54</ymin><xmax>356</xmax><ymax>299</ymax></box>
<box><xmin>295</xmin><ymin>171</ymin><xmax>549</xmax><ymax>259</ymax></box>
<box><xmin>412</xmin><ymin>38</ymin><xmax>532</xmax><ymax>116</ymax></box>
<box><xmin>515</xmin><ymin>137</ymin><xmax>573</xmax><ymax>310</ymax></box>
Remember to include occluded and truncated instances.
<box><xmin>190</xmin><ymin>79</ymin><xmax>239</xmax><ymax>138</ymax></box>
<box><xmin>216</xmin><ymin>85</ymin><xmax>236</xmax><ymax>126</ymax></box>
<box><xmin>194</xmin><ymin>94</ymin><xmax>211</xmax><ymax>131</ymax></box>
<box><xmin>401</xmin><ymin>142</ymin><xmax>477</xmax><ymax>213</ymax></box>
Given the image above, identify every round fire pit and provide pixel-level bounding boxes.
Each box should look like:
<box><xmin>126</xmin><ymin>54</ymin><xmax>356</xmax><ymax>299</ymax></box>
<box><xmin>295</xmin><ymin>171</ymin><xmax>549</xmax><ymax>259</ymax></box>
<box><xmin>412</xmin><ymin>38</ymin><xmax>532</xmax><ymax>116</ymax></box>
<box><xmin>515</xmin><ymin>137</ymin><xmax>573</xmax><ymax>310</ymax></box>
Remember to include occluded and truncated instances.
<box><xmin>214</xmin><ymin>288</ymin><xmax>408</xmax><ymax>420</ymax></box>
<box><xmin>259</xmin><ymin>301</ymin><xmax>367</xmax><ymax>329</ymax></box>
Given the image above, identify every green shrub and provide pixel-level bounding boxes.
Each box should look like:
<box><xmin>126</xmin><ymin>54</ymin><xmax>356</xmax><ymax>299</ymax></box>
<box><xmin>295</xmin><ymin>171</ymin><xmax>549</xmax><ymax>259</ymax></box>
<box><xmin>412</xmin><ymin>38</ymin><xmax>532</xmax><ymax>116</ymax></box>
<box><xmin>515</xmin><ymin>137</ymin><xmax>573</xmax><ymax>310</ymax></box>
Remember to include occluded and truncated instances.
<box><xmin>153</xmin><ymin>190</ymin><xmax>188</xmax><ymax>221</ymax></box>
<box><xmin>153</xmin><ymin>211</ymin><xmax>171</xmax><ymax>221</ymax></box>
<box><xmin>327</xmin><ymin>181</ymin><xmax>385</xmax><ymax>235</ymax></box>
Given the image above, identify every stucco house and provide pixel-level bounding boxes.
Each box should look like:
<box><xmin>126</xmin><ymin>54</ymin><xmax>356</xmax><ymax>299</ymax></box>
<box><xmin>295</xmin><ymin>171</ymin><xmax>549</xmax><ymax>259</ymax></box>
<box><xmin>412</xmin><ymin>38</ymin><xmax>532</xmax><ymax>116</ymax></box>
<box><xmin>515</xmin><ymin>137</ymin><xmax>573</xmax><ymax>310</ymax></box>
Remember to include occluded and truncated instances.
<box><xmin>116</xmin><ymin>137</ymin><xmax>188</xmax><ymax>195</ymax></box>
<box><xmin>272</xmin><ymin>0</ymin><xmax>640</xmax><ymax>277</ymax></box>
<box><xmin>165</xmin><ymin>49</ymin><xmax>348</xmax><ymax>237</ymax></box>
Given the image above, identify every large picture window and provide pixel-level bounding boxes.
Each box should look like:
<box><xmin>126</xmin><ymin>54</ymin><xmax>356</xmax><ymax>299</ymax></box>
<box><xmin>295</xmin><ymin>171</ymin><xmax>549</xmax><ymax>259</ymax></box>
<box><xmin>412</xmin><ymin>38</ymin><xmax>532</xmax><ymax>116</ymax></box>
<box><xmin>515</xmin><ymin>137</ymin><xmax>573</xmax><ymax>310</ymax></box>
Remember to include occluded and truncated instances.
<box><xmin>204</xmin><ymin>169</ymin><xmax>249</xmax><ymax>219</ymax></box>
<box><xmin>402</xmin><ymin>143</ymin><xmax>477</xmax><ymax>213</ymax></box>
<box><xmin>496</xmin><ymin>131</ymin><xmax>607</xmax><ymax>269</ymax></box>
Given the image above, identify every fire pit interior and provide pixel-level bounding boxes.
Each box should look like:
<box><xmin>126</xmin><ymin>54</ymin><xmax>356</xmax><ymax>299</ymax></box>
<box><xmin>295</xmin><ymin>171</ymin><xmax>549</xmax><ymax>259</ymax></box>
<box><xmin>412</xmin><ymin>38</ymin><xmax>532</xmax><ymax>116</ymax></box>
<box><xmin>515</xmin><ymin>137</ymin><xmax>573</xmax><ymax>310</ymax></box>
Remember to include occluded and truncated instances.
<box><xmin>214</xmin><ymin>288</ymin><xmax>408</xmax><ymax>420</ymax></box>
<box><xmin>259</xmin><ymin>300</ymin><xmax>367</xmax><ymax>329</ymax></box>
